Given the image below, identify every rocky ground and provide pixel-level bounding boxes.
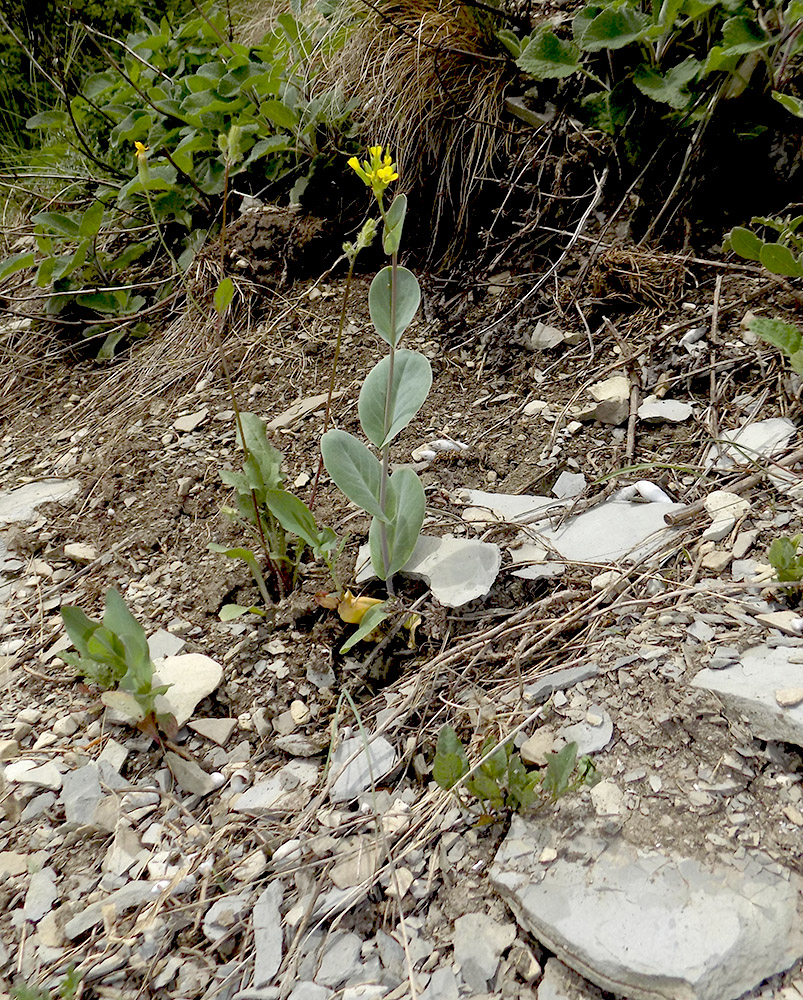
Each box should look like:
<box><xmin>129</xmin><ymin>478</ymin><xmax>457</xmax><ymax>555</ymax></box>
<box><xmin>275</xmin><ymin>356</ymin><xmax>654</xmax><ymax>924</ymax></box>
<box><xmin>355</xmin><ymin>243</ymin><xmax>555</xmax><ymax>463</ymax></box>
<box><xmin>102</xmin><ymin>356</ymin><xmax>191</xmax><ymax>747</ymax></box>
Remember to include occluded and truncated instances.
<box><xmin>3</xmin><ymin>244</ymin><xmax>803</xmax><ymax>1000</ymax></box>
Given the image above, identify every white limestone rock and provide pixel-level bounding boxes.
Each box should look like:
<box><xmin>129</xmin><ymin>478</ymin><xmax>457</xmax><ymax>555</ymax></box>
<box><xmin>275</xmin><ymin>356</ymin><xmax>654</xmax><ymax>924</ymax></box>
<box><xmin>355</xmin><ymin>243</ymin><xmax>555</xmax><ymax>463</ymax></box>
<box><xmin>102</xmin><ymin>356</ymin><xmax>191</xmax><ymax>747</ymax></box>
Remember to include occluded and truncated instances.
<box><xmin>153</xmin><ymin>654</ymin><xmax>223</xmax><ymax>728</ymax></box>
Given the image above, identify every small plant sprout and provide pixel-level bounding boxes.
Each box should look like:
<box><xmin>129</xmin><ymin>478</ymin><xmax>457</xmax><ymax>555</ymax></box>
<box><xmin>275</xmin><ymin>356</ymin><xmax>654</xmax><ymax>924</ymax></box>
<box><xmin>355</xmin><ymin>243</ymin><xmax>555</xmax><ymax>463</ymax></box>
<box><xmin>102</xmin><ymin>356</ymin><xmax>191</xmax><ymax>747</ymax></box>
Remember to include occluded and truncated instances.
<box><xmin>60</xmin><ymin>589</ymin><xmax>176</xmax><ymax>742</ymax></box>
<box><xmin>321</xmin><ymin>147</ymin><xmax>432</xmax><ymax>594</ymax></box>
<box><xmin>768</xmin><ymin>535</ymin><xmax>803</xmax><ymax>585</ymax></box>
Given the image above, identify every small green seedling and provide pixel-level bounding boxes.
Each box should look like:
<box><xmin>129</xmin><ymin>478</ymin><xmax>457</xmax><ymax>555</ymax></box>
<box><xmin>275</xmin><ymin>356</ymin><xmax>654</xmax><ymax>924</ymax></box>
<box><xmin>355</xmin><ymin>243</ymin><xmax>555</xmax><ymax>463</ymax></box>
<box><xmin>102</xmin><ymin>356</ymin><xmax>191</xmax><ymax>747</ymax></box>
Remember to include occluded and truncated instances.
<box><xmin>60</xmin><ymin>589</ymin><xmax>175</xmax><ymax>741</ymax></box>
<box><xmin>214</xmin><ymin>411</ymin><xmax>343</xmax><ymax>615</ymax></box>
<box><xmin>769</xmin><ymin>535</ymin><xmax>803</xmax><ymax>584</ymax></box>
<box><xmin>433</xmin><ymin>725</ymin><xmax>597</xmax><ymax>815</ymax></box>
<box><xmin>11</xmin><ymin>966</ymin><xmax>80</xmax><ymax>1000</ymax></box>
<box><xmin>321</xmin><ymin>147</ymin><xmax>431</xmax><ymax>593</ymax></box>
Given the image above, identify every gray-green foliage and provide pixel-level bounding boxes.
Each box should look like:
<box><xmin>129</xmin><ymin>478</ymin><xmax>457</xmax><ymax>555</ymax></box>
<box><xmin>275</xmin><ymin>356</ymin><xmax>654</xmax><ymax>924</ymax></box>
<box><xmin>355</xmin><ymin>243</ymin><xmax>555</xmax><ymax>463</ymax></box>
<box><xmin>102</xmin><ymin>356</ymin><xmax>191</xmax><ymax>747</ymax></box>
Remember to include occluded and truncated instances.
<box><xmin>321</xmin><ymin>193</ymin><xmax>432</xmax><ymax>583</ymax></box>
<box><xmin>11</xmin><ymin>965</ymin><xmax>80</xmax><ymax>1000</ymax></box>
<box><xmin>433</xmin><ymin>725</ymin><xmax>597</xmax><ymax>813</ymax></box>
<box><xmin>769</xmin><ymin>535</ymin><xmax>803</xmax><ymax>583</ymax></box>
<box><xmin>60</xmin><ymin>589</ymin><xmax>174</xmax><ymax>735</ymax></box>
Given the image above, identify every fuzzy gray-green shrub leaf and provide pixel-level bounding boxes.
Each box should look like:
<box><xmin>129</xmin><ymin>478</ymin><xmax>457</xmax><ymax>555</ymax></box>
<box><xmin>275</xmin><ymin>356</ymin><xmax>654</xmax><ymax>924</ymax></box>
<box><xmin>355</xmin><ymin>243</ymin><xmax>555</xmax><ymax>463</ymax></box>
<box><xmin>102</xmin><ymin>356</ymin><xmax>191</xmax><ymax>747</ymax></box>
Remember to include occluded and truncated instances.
<box><xmin>368</xmin><ymin>466</ymin><xmax>425</xmax><ymax>579</ymax></box>
<box><xmin>368</xmin><ymin>265</ymin><xmax>421</xmax><ymax>347</ymax></box>
<box><xmin>321</xmin><ymin>429</ymin><xmax>388</xmax><ymax>522</ymax></box>
<box><xmin>358</xmin><ymin>349</ymin><xmax>432</xmax><ymax>448</ymax></box>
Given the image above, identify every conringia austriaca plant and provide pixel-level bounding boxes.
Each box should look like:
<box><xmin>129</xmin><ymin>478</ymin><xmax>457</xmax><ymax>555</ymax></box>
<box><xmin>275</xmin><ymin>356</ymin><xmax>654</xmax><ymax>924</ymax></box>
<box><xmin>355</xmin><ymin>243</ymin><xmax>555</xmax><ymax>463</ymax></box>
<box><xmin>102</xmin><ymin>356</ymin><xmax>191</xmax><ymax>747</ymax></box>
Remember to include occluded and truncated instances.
<box><xmin>321</xmin><ymin>147</ymin><xmax>431</xmax><ymax>593</ymax></box>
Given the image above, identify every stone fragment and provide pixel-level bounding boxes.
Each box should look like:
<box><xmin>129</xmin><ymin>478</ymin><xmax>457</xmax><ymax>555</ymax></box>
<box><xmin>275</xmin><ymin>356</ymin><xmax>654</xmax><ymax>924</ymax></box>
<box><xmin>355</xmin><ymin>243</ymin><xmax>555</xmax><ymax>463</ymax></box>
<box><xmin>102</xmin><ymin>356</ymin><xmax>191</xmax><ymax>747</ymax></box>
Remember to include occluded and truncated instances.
<box><xmin>356</xmin><ymin>535</ymin><xmax>501</xmax><ymax>608</ymax></box>
<box><xmin>524</xmin><ymin>664</ymin><xmax>599</xmax><ymax>703</ymax></box>
<box><xmin>64</xmin><ymin>881</ymin><xmax>155</xmax><ymax>939</ymax></box>
<box><xmin>706</xmin><ymin>417</ymin><xmax>796</xmax><ymax>470</ymax></box>
<box><xmin>232</xmin><ymin>849</ymin><xmax>267</xmax><ymax>882</ymax></box>
<box><xmin>702</xmin><ymin>491</ymin><xmax>749</xmax><ymax>542</ymax></box>
<box><xmin>0</xmin><ymin>851</ymin><xmax>27</xmax><ymax>877</ymax></box>
<box><xmin>776</xmin><ymin>688</ymin><xmax>803</xmax><ymax>708</ymax></box>
<box><xmin>189</xmin><ymin>717</ymin><xmax>237</xmax><ymax>745</ymax></box>
<box><xmin>526</xmin><ymin>322</ymin><xmax>568</xmax><ymax>350</ymax></box>
<box><xmin>173</xmin><ymin>408</ymin><xmax>208</xmax><ymax>433</ymax></box>
<box><xmin>329</xmin><ymin>838</ymin><xmax>383</xmax><ymax>889</ymax></box>
<box><xmin>147</xmin><ymin>628</ymin><xmax>186</xmax><ymax>660</ymax></box>
<box><xmin>166</xmin><ymin>751</ymin><xmax>219</xmax><ymax>797</ymax></box>
<box><xmin>61</xmin><ymin>763</ymin><xmax>103</xmax><ymax>827</ymax></box>
<box><xmin>693</xmin><ymin>644</ymin><xmax>803</xmax><ymax>746</ymax></box>
<box><xmin>234</xmin><ymin>760</ymin><xmax>319</xmax><ymax>814</ymax></box>
<box><xmin>202</xmin><ymin>892</ymin><xmax>250</xmax><ymax>944</ymax></box>
<box><xmin>453</xmin><ymin>912</ymin><xmax>516</xmax><ymax>993</ymax></box>
<box><xmin>153</xmin><ymin>654</ymin><xmax>224</xmax><ymax>728</ymax></box>
<box><xmin>491</xmin><ymin>816</ymin><xmax>803</xmax><ymax>1000</ymax></box>
<box><xmin>519</xmin><ymin>729</ymin><xmax>556</xmax><ymax>766</ymax></box>
<box><xmin>755</xmin><ymin>611</ymin><xmax>803</xmax><ymax>636</ymax></box>
<box><xmin>253</xmin><ymin>881</ymin><xmax>283</xmax><ymax>988</ymax></box>
<box><xmin>560</xmin><ymin>706</ymin><xmax>613</xmax><ymax>755</ymax></box>
<box><xmin>0</xmin><ymin>739</ymin><xmax>18</xmax><ymax>761</ymax></box>
<box><xmin>588</xmin><ymin>375</ymin><xmax>631</xmax><ymax>425</ymax></box>
<box><xmin>0</xmin><ymin>479</ymin><xmax>79</xmax><ymax>524</ymax></box>
<box><xmin>637</xmin><ymin>397</ymin><xmax>693</xmax><ymax>424</ymax></box>
<box><xmin>552</xmin><ymin>472</ymin><xmax>586</xmax><ymax>499</ymax></box>
<box><xmin>4</xmin><ymin>759</ymin><xmax>62</xmax><ymax>790</ymax></box>
<box><xmin>288</xmin><ymin>985</ymin><xmax>332</xmax><ymax>1000</ymax></box>
<box><xmin>315</xmin><ymin>930</ymin><xmax>364</xmax><ymax>988</ymax></box>
<box><xmin>330</xmin><ymin>735</ymin><xmax>397</xmax><ymax>802</ymax></box>
<box><xmin>266</xmin><ymin>391</ymin><xmax>343</xmax><ymax>431</ymax></box>
<box><xmin>421</xmin><ymin>968</ymin><xmax>460</xmax><ymax>1000</ymax></box>
<box><xmin>700</xmin><ymin>549</ymin><xmax>732</xmax><ymax>573</ymax></box>
<box><xmin>24</xmin><ymin>867</ymin><xmax>59</xmax><ymax>922</ymax></box>
<box><xmin>589</xmin><ymin>779</ymin><xmax>624</xmax><ymax>816</ymax></box>
<box><xmin>63</xmin><ymin>542</ymin><xmax>97</xmax><ymax>563</ymax></box>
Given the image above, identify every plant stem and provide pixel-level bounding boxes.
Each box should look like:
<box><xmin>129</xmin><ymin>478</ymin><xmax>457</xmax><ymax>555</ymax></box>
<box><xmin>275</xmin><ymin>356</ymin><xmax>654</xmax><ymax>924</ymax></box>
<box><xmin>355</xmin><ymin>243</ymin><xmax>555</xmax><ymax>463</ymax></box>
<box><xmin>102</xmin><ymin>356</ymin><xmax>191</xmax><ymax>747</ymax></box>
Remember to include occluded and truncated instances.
<box><xmin>378</xmin><ymin>243</ymin><xmax>399</xmax><ymax>594</ymax></box>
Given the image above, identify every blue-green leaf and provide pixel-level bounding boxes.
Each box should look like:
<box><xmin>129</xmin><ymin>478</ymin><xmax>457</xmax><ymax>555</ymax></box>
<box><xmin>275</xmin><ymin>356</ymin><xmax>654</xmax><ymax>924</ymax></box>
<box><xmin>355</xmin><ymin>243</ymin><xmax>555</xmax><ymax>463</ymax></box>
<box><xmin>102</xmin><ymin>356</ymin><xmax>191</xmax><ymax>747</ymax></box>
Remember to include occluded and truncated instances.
<box><xmin>368</xmin><ymin>266</ymin><xmax>421</xmax><ymax>347</ymax></box>
<box><xmin>358</xmin><ymin>349</ymin><xmax>432</xmax><ymax>448</ymax></box>
<box><xmin>321</xmin><ymin>429</ymin><xmax>388</xmax><ymax>522</ymax></box>
<box><xmin>368</xmin><ymin>467</ymin><xmax>425</xmax><ymax>579</ymax></box>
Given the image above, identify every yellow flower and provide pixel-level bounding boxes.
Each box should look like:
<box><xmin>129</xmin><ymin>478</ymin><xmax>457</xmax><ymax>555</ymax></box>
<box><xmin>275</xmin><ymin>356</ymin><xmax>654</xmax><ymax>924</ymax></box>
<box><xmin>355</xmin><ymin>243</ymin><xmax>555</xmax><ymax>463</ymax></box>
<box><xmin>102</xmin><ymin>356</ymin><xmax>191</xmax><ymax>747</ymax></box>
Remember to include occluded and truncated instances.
<box><xmin>347</xmin><ymin>145</ymin><xmax>398</xmax><ymax>198</ymax></box>
<box><xmin>134</xmin><ymin>141</ymin><xmax>149</xmax><ymax>158</ymax></box>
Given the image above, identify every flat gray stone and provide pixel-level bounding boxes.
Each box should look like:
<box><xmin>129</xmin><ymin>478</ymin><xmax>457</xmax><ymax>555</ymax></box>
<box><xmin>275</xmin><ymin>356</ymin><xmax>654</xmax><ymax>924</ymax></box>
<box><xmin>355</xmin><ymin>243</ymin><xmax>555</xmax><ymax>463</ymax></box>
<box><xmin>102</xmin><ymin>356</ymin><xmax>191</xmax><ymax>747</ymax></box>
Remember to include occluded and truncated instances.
<box><xmin>287</xmin><ymin>984</ymin><xmax>332</xmax><ymax>1000</ymax></box>
<box><xmin>560</xmin><ymin>706</ymin><xmax>613</xmax><ymax>755</ymax></box>
<box><xmin>637</xmin><ymin>397</ymin><xmax>693</xmax><ymax>424</ymax></box>
<box><xmin>147</xmin><ymin>628</ymin><xmax>186</xmax><ymax>660</ymax></box>
<box><xmin>4</xmin><ymin>760</ymin><xmax>62</xmax><ymax>790</ymax></box>
<box><xmin>314</xmin><ymin>930</ymin><xmax>364</xmax><ymax>988</ymax></box>
<box><xmin>234</xmin><ymin>760</ymin><xmax>319</xmax><ymax>815</ymax></box>
<box><xmin>165</xmin><ymin>751</ymin><xmax>218</xmax><ymax>797</ymax></box>
<box><xmin>524</xmin><ymin>664</ymin><xmax>599</xmax><ymax>703</ymax></box>
<box><xmin>356</xmin><ymin>535</ymin><xmax>501</xmax><ymax>607</ymax></box>
<box><xmin>24</xmin><ymin>867</ymin><xmax>58</xmax><ymax>922</ymax></box>
<box><xmin>0</xmin><ymin>479</ymin><xmax>79</xmax><ymax>524</ymax></box>
<box><xmin>692</xmin><ymin>643</ymin><xmax>803</xmax><ymax>745</ymax></box>
<box><xmin>253</xmin><ymin>881</ymin><xmax>283</xmax><ymax>988</ymax></box>
<box><xmin>188</xmin><ymin>717</ymin><xmax>237</xmax><ymax>746</ymax></box>
<box><xmin>420</xmin><ymin>968</ymin><xmax>459</xmax><ymax>1000</ymax></box>
<box><xmin>153</xmin><ymin>654</ymin><xmax>224</xmax><ymax>728</ymax></box>
<box><xmin>61</xmin><ymin>763</ymin><xmax>103</xmax><ymax>826</ymax></box>
<box><xmin>453</xmin><ymin>912</ymin><xmax>516</xmax><ymax>993</ymax></box>
<box><xmin>552</xmin><ymin>472</ymin><xmax>586</xmax><ymax>499</ymax></box>
<box><xmin>706</xmin><ymin>417</ymin><xmax>796</xmax><ymax>470</ymax></box>
<box><xmin>329</xmin><ymin>735</ymin><xmax>396</xmax><ymax>803</ymax></box>
<box><xmin>491</xmin><ymin>817</ymin><xmax>803</xmax><ymax>1000</ymax></box>
<box><xmin>64</xmin><ymin>881</ymin><xmax>155</xmax><ymax>939</ymax></box>
<box><xmin>202</xmin><ymin>892</ymin><xmax>250</xmax><ymax>944</ymax></box>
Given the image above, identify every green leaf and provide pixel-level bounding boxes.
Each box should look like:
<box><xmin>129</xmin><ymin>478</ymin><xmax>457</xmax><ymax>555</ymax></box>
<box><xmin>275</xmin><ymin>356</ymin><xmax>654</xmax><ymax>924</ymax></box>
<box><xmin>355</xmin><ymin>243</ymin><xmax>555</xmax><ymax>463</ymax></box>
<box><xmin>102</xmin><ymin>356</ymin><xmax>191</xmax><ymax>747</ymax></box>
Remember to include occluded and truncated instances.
<box><xmin>237</xmin><ymin>412</ymin><xmax>284</xmax><ymax>491</ymax></box>
<box><xmin>747</xmin><ymin>315</ymin><xmax>803</xmax><ymax>356</ymax></box>
<box><xmin>632</xmin><ymin>58</ymin><xmax>700</xmax><ymax>109</ymax></box>
<box><xmin>769</xmin><ymin>536</ymin><xmax>803</xmax><ymax>582</ymax></box>
<box><xmin>61</xmin><ymin>605</ymin><xmax>99</xmax><ymax>658</ymax></box>
<box><xmin>508</xmin><ymin>754</ymin><xmax>540</xmax><ymax>810</ymax></box>
<box><xmin>265</xmin><ymin>489</ymin><xmax>321</xmax><ymax>548</ymax></box>
<box><xmin>516</xmin><ymin>28</ymin><xmax>581</xmax><ymax>80</ymax></box>
<box><xmin>102</xmin><ymin>589</ymin><xmax>145</xmax><ymax>642</ymax></box>
<box><xmin>219</xmin><ymin>604</ymin><xmax>264</xmax><ymax>621</ymax></box>
<box><xmin>321</xmin><ymin>429</ymin><xmax>388</xmax><ymax>522</ymax></box>
<box><xmin>497</xmin><ymin>28</ymin><xmax>524</xmax><ymax>58</ymax></box>
<box><xmin>543</xmin><ymin>742</ymin><xmax>578</xmax><ymax>800</ymax></box>
<box><xmin>383</xmin><ymin>194</ymin><xmax>407</xmax><ymax>255</ymax></box>
<box><xmin>340</xmin><ymin>602</ymin><xmax>390</xmax><ymax>653</ymax></box>
<box><xmin>479</xmin><ymin>736</ymin><xmax>509</xmax><ymax>781</ymax></box>
<box><xmin>101</xmin><ymin>689</ymin><xmax>146</xmax><ymax>723</ymax></box>
<box><xmin>79</xmin><ymin>200</ymin><xmax>105</xmax><ymax>239</ymax></box>
<box><xmin>26</xmin><ymin>110</ymin><xmax>69</xmax><ymax>129</ymax></box>
<box><xmin>368</xmin><ymin>467</ymin><xmax>425</xmax><ymax>579</ymax></box>
<box><xmin>759</xmin><ymin>243</ymin><xmax>803</xmax><ymax>277</ymax></box>
<box><xmin>432</xmin><ymin>725</ymin><xmax>469</xmax><ymax>789</ymax></box>
<box><xmin>358</xmin><ymin>349</ymin><xmax>433</xmax><ymax>448</ymax></box>
<box><xmin>368</xmin><ymin>266</ymin><xmax>421</xmax><ymax>347</ymax></box>
<box><xmin>580</xmin><ymin>7</ymin><xmax>651</xmax><ymax>50</ymax></box>
<box><xmin>774</xmin><ymin>91</ymin><xmax>803</xmax><ymax>118</ymax></box>
<box><xmin>78</xmin><ymin>292</ymin><xmax>125</xmax><ymax>314</ymax></box>
<box><xmin>466</xmin><ymin>770</ymin><xmax>505</xmax><ymax>807</ymax></box>
<box><xmin>214</xmin><ymin>276</ymin><xmax>234</xmax><ymax>314</ymax></box>
<box><xmin>720</xmin><ymin>15</ymin><xmax>771</xmax><ymax>54</ymax></box>
<box><xmin>32</xmin><ymin>212</ymin><xmax>80</xmax><ymax>238</ymax></box>
<box><xmin>0</xmin><ymin>252</ymin><xmax>35</xmax><ymax>281</ymax></box>
<box><xmin>726</xmin><ymin>226</ymin><xmax>763</xmax><ymax>261</ymax></box>
<box><xmin>260</xmin><ymin>99</ymin><xmax>298</xmax><ymax>130</ymax></box>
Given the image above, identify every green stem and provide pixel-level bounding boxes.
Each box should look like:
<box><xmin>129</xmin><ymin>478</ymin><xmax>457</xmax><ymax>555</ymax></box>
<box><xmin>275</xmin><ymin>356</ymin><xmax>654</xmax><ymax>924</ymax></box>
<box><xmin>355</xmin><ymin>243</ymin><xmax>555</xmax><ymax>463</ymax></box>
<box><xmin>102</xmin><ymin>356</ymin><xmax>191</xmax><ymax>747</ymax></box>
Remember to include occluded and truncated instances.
<box><xmin>376</xmin><ymin>199</ymin><xmax>397</xmax><ymax>593</ymax></box>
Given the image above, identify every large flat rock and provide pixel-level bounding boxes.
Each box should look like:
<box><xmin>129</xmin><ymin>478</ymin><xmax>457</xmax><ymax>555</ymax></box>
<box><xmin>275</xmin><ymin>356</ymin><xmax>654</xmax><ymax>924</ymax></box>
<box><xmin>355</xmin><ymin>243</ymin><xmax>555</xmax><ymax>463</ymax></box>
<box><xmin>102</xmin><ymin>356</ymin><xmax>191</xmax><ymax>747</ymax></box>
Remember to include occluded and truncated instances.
<box><xmin>692</xmin><ymin>643</ymin><xmax>803</xmax><ymax>746</ymax></box>
<box><xmin>491</xmin><ymin>816</ymin><xmax>803</xmax><ymax>1000</ymax></box>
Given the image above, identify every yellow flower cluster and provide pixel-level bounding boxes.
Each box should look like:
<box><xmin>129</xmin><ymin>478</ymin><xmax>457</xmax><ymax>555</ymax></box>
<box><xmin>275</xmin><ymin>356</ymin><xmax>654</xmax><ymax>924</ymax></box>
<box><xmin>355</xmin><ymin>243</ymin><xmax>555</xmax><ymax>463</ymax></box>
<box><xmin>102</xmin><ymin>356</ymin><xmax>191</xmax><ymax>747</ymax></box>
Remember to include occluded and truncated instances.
<box><xmin>347</xmin><ymin>145</ymin><xmax>398</xmax><ymax>197</ymax></box>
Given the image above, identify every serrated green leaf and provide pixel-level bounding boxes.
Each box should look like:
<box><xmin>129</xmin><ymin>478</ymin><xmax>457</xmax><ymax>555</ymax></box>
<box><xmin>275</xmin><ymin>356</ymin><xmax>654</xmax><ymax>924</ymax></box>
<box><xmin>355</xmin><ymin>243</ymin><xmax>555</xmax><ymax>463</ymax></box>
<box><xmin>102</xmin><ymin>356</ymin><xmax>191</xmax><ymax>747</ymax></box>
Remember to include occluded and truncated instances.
<box><xmin>516</xmin><ymin>28</ymin><xmax>581</xmax><ymax>80</ymax></box>
<box><xmin>633</xmin><ymin>58</ymin><xmax>700</xmax><ymax>109</ymax></box>
<box><xmin>747</xmin><ymin>315</ymin><xmax>803</xmax><ymax>355</ymax></box>
<box><xmin>432</xmin><ymin>725</ymin><xmax>469</xmax><ymax>789</ymax></box>
<box><xmin>580</xmin><ymin>7</ymin><xmax>651</xmax><ymax>50</ymax></box>
<box><xmin>720</xmin><ymin>14</ymin><xmax>771</xmax><ymax>54</ymax></box>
